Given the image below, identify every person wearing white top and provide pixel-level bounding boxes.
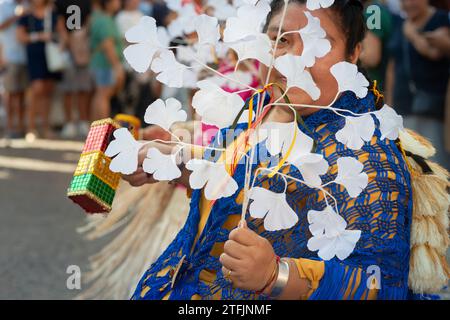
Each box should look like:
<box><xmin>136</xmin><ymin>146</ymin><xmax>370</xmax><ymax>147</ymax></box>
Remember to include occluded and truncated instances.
<box><xmin>0</xmin><ymin>0</ymin><xmax>28</xmax><ymax>139</ymax></box>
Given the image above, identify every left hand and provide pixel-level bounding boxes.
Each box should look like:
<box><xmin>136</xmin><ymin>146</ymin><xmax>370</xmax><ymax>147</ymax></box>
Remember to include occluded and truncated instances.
<box><xmin>220</xmin><ymin>221</ymin><xmax>277</xmax><ymax>292</ymax></box>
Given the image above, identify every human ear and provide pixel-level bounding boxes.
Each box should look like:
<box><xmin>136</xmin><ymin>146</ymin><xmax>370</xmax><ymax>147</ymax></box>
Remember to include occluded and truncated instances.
<box><xmin>349</xmin><ymin>43</ymin><xmax>362</xmax><ymax>64</ymax></box>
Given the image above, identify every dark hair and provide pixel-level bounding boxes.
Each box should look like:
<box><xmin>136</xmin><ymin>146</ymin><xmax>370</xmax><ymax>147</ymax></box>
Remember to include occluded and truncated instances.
<box><xmin>99</xmin><ymin>0</ymin><xmax>115</xmax><ymax>10</ymax></box>
<box><xmin>263</xmin><ymin>0</ymin><xmax>366</xmax><ymax>58</ymax></box>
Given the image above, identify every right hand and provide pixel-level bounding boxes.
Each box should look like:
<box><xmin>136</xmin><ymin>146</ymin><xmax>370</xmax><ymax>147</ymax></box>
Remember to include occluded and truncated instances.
<box><xmin>122</xmin><ymin>143</ymin><xmax>156</xmax><ymax>187</ymax></box>
<box><xmin>39</xmin><ymin>32</ymin><xmax>52</xmax><ymax>42</ymax></box>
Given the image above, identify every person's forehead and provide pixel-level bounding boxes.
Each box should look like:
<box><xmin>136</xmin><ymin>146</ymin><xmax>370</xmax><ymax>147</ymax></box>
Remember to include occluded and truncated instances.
<box><xmin>267</xmin><ymin>4</ymin><xmax>309</xmax><ymax>31</ymax></box>
<box><xmin>267</xmin><ymin>7</ymin><xmax>341</xmax><ymax>37</ymax></box>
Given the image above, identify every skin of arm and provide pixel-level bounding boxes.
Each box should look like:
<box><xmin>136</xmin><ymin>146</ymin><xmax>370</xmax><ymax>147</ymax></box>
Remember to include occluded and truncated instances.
<box><xmin>384</xmin><ymin>59</ymin><xmax>395</xmax><ymax>106</ymax></box>
<box><xmin>403</xmin><ymin>20</ymin><xmax>443</xmax><ymax>61</ymax></box>
<box><xmin>424</xmin><ymin>27</ymin><xmax>450</xmax><ymax>58</ymax></box>
<box><xmin>17</xmin><ymin>24</ymin><xmax>50</xmax><ymax>44</ymax></box>
<box><xmin>56</xmin><ymin>16</ymin><xmax>69</xmax><ymax>49</ymax></box>
<box><xmin>122</xmin><ymin>140</ymin><xmax>197</xmax><ymax>189</ymax></box>
<box><xmin>101</xmin><ymin>37</ymin><xmax>125</xmax><ymax>91</ymax></box>
<box><xmin>0</xmin><ymin>15</ymin><xmax>20</xmax><ymax>31</ymax></box>
<box><xmin>359</xmin><ymin>31</ymin><xmax>382</xmax><ymax>68</ymax></box>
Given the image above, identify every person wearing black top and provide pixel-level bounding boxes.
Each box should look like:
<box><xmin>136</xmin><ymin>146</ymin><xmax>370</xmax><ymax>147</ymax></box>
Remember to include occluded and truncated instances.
<box><xmin>387</xmin><ymin>0</ymin><xmax>449</xmax><ymax>169</ymax></box>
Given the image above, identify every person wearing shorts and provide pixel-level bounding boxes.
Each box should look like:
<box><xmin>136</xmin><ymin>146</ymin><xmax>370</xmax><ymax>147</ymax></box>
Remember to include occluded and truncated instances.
<box><xmin>89</xmin><ymin>0</ymin><xmax>124</xmax><ymax>121</ymax></box>
<box><xmin>0</xmin><ymin>0</ymin><xmax>28</xmax><ymax>138</ymax></box>
<box><xmin>56</xmin><ymin>0</ymin><xmax>93</xmax><ymax>139</ymax></box>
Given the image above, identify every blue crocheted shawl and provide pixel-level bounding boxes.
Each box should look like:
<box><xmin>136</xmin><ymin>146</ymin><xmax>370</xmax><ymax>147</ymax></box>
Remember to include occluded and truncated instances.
<box><xmin>132</xmin><ymin>91</ymin><xmax>419</xmax><ymax>300</ymax></box>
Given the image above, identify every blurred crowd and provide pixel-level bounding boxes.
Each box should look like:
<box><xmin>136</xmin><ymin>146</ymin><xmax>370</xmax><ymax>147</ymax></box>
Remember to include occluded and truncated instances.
<box><xmin>0</xmin><ymin>0</ymin><xmax>449</xmax><ymax>167</ymax></box>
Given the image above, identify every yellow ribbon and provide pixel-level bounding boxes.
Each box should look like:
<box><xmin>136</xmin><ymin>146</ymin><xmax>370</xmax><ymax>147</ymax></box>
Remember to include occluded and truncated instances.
<box><xmin>372</xmin><ymin>80</ymin><xmax>384</xmax><ymax>105</ymax></box>
<box><xmin>268</xmin><ymin>123</ymin><xmax>298</xmax><ymax>178</ymax></box>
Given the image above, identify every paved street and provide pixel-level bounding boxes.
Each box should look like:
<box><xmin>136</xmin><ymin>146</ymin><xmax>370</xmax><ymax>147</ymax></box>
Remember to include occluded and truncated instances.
<box><xmin>0</xmin><ymin>138</ymin><xmax>114</xmax><ymax>300</ymax></box>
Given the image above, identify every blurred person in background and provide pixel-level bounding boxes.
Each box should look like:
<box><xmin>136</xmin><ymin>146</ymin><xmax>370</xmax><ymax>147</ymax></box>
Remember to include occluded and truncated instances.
<box><xmin>90</xmin><ymin>0</ymin><xmax>124</xmax><ymax>121</ymax></box>
<box><xmin>386</xmin><ymin>0</ymin><xmax>449</xmax><ymax>169</ymax></box>
<box><xmin>116</xmin><ymin>0</ymin><xmax>142</xmax><ymax>35</ymax></box>
<box><xmin>116</xmin><ymin>0</ymin><xmax>143</xmax><ymax>117</ymax></box>
<box><xmin>17</xmin><ymin>0</ymin><xmax>63</xmax><ymax>141</ymax></box>
<box><xmin>0</xmin><ymin>0</ymin><xmax>28</xmax><ymax>139</ymax></box>
<box><xmin>359</xmin><ymin>0</ymin><xmax>393</xmax><ymax>91</ymax></box>
<box><xmin>423</xmin><ymin>24</ymin><xmax>450</xmax><ymax>156</ymax></box>
<box><xmin>141</xmin><ymin>0</ymin><xmax>171</xmax><ymax>27</ymax></box>
<box><xmin>56</xmin><ymin>0</ymin><xmax>93</xmax><ymax>139</ymax></box>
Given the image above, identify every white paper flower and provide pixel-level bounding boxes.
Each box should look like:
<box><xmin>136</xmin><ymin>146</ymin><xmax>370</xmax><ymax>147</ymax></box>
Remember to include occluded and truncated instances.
<box><xmin>307</xmin><ymin>205</ymin><xmax>361</xmax><ymax>260</ymax></box>
<box><xmin>142</xmin><ymin>148</ymin><xmax>182</xmax><ymax>181</ymax></box>
<box><xmin>105</xmin><ymin>128</ymin><xmax>143</xmax><ymax>175</ymax></box>
<box><xmin>192</xmin><ymin>80</ymin><xmax>245</xmax><ymax>128</ymax></box>
<box><xmin>144</xmin><ymin>98</ymin><xmax>187</xmax><ymax>131</ymax></box>
<box><xmin>151</xmin><ymin>50</ymin><xmax>189</xmax><ymax>88</ymax></box>
<box><xmin>229</xmin><ymin>33</ymin><xmax>273</xmax><ymax>66</ymax></box>
<box><xmin>330</xmin><ymin>61</ymin><xmax>370</xmax><ymax>98</ymax></box>
<box><xmin>306</xmin><ymin>0</ymin><xmax>335</xmax><ymax>11</ymax></box>
<box><xmin>334</xmin><ymin>157</ymin><xmax>369</xmax><ymax>198</ymax></box>
<box><xmin>249</xmin><ymin>187</ymin><xmax>299</xmax><ymax>231</ymax></box>
<box><xmin>259</xmin><ymin>121</ymin><xmax>315</xmax><ymax>160</ymax></box>
<box><xmin>194</xmin><ymin>14</ymin><xmax>221</xmax><ymax>46</ymax></box>
<box><xmin>299</xmin><ymin>12</ymin><xmax>331</xmax><ymax>67</ymax></box>
<box><xmin>223</xmin><ymin>2</ymin><xmax>271</xmax><ymax>43</ymax></box>
<box><xmin>374</xmin><ymin>104</ymin><xmax>404</xmax><ymax>140</ymax></box>
<box><xmin>335</xmin><ymin>114</ymin><xmax>375</xmax><ymax>150</ymax></box>
<box><xmin>186</xmin><ymin>159</ymin><xmax>238</xmax><ymax>200</ymax></box>
<box><xmin>123</xmin><ymin>16</ymin><xmax>167</xmax><ymax>73</ymax></box>
<box><xmin>274</xmin><ymin>54</ymin><xmax>321</xmax><ymax>100</ymax></box>
<box><xmin>290</xmin><ymin>153</ymin><xmax>329</xmax><ymax>187</ymax></box>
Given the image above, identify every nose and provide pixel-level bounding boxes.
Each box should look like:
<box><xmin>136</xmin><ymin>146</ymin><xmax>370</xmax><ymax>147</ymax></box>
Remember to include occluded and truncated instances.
<box><xmin>289</xmin><ymin>37</ymin><xmax>303</xmax><ymax>56</ymax></box>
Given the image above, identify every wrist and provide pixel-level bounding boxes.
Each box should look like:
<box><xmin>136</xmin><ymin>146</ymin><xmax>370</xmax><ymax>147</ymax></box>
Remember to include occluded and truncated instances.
<box><xmin>267</xmin><ymin>257</ymin><xmax>290</xmax><ymax>299</ymax></box>
<box><xmin>257</xmin><ymin>255</ymin><xmax>280</xmax><ymax>296</ymax></box>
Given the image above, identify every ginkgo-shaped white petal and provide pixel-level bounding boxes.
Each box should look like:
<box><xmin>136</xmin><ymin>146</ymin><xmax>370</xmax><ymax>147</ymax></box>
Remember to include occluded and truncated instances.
<box><xmin>306</xmin><ymin>0</ymin><xmax>335</xmax><ymax>11</ymax></box>
<box><xmin>308</xmin><ymin>229</ymin><xmax>361</xmax><ymax>260</ymax></box>
<box><xmin>144</xmin><ymin>98</ymin><xmax>187</xmax><ymax>131</ymax></box>
<box><xmin>299</xmin><ymin>12</ymin><xmax>331</xmax><ymax>67</ymax></box>
<box><xmin>249</xmin><ymin>187</ymin><xmax>299</xmax><ymax>231</ymax></box>
<box><xmin>274</xmin><ymin>54</ymin><xmax>321</xmax><ymax>100</ymax></box>
<box><xmin>151</xmin><ymin>50</ymin><xmax>189</xmax><ymax>88</ymax></box>
<box><xmin>335</xmin><ymin>114</ymin><xmax>375</xmax><ymax>150</ymax></box>
<box><xmin>229</xmin><ymin>34</ymin><xmax>273</xmax><ymax>66</ymax></box>
<box><xmin>142</xmin><ymin>148</ymin><xmax>182</xmax><ymax>181</ymax></box>
<box><xmin>223</xmin><ymin>2</ymin><xmax>271</xmax><ymax>43</ymax></box>
<box><xmin>186</xmin><ymin>159</ymin><xmax>238</xmax><ymax>200</ymax></box>
<box><xmin>259</xmin><ymin>121</ymin><xmax>314</xmax><ymax>159</ymax></box>
<box><xmin>290</xmin><ymin>153</ymin><xmax>329</xmax><ymax>187</ymax></box>
<box><xmin>374</xmin><ymin>104</ymin><xmax>404</xmax><ymax>140</ymax></box>
<box><xmin>307</xmin><ymin>205</ymin><xmax>361</xmax><ymax>260</ymax></box>
<box><xmin>194</xmin><ymin>14</ymin><xmax>221</xmax><ymax>46</ymax></box>
<box><xmin>123</xmin><ymin>16</ymin><xmax>166</xmax><ymax>73</ymax></box>
<box><xmin>334</xmin><ymin>157</ymin><xmax>368</xmax><ymax>198</ymax></box>
<box><xmin>330</xmin><ymin>61</ymin><xmax>369</xmax><ymax>98</ymax></box>
<box><xmin>105</xmin><ymin>128</ymin><xmax>142</xmax><ymax>175</ymax></box>
<box><xmin>192</xmin><ymin>80</ymin><xmax>245</xmax><ymax>128</ymax></box>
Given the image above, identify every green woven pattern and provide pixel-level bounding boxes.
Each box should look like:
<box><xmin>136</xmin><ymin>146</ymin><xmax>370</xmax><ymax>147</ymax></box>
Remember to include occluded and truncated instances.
<box><xmin>69</xmin><ymin>174</ymin><xmax>115</xmax><ymax>205</ymax></box>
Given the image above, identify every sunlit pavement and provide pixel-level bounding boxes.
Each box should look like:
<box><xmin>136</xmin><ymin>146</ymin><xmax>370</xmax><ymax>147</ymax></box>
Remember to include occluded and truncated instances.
<box><xmin>0</xmin><ymin>138</ymin><xmax>114</xmax><ymax>300</ymax></box>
